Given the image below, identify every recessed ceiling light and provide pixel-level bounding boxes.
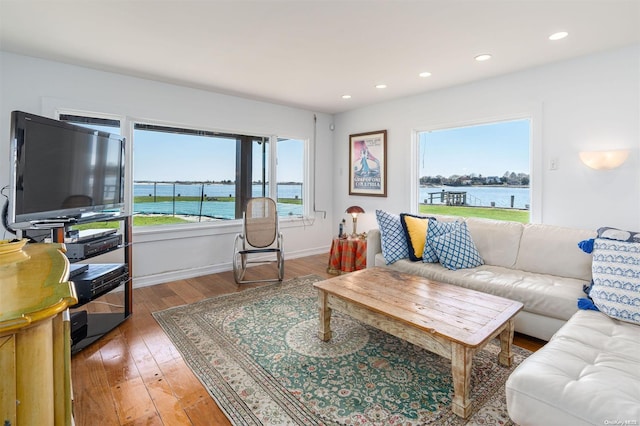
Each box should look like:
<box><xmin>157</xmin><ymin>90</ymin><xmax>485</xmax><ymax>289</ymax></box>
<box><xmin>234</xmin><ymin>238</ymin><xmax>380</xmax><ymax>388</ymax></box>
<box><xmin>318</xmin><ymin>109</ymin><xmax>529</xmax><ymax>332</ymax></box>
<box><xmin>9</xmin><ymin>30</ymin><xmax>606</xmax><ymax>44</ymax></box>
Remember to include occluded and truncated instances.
<box><xmin>419</xmin><ymin>71</ymin><xmax>432</xmax><ymax>78</ymax></box>
<box><xmin>549</xmin><ymin>31</ymin><xmax>568</xmax><ymax>41</ymax></box>
<box><xmin>341</xmin><ymin>94</ymin><xmax>352</xmax><ymax>99</ymax></box>
<box><xmin>474</xmin><ymin>54</ymin><xmax>492</xmax><ymax>62</ymax></box>
<box><xmin>375</xmin><ymin>84</ymin><xmax>387</xmax><ymax>89</ymax></box>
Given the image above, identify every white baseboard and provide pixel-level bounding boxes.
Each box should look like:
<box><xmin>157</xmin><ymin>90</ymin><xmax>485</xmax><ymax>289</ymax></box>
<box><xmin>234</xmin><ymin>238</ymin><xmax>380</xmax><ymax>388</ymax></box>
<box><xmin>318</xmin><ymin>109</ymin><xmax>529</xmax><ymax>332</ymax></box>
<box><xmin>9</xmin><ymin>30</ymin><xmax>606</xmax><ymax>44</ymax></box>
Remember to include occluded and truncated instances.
<box><xmin>131</xmin><ymin>245</ymin><xmax>329</xmax><ymax>289</ymax></box>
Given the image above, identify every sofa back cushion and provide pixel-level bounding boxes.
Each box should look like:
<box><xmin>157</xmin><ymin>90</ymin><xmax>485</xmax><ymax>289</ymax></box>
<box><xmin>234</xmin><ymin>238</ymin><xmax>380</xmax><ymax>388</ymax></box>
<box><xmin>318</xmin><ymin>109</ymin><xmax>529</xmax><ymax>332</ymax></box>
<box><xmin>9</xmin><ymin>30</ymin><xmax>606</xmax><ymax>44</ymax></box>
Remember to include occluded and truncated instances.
<box><xmin>514</xmin><ymin>224</ymin><xmax>595</xmax><ymax>281</ymax></box>
<box><xmin>465</xmin><ymin>217</ymin><xmax>524</xmax><ymax>268</ymax></box>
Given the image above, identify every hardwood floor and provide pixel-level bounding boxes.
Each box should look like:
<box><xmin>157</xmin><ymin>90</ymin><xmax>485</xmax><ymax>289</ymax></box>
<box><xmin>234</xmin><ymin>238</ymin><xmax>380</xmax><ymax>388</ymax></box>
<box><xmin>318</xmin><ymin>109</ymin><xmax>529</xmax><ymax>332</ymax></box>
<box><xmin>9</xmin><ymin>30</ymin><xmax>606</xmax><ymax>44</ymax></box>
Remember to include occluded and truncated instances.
<box><xmin>71</xmin><ymin>253</ymin><xmax>544</xmax><ymax>425</ymax></box>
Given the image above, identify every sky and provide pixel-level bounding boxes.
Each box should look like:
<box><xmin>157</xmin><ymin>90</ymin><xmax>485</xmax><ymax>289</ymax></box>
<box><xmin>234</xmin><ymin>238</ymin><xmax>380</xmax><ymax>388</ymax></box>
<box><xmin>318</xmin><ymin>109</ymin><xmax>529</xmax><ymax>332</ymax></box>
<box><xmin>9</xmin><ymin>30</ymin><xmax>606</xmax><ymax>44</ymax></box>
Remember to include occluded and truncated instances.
<box><xmin>133</xmin><ymin>131</ymin><xmax>304</xmax><ymax>182</ymax></box>
<box><xmin>66</xmin><ymin>120</ymin><xmax>304</xmax><ymax>183</ymax></box>
<box><xmin>77</xmin><ymin>118</ymin><xmax>529</xmax><ymax>183</ymax></box>
<box><xmin>419</xmin><ymin>119</ymin><xmax>530</xmax><ymax>178</ymax></box>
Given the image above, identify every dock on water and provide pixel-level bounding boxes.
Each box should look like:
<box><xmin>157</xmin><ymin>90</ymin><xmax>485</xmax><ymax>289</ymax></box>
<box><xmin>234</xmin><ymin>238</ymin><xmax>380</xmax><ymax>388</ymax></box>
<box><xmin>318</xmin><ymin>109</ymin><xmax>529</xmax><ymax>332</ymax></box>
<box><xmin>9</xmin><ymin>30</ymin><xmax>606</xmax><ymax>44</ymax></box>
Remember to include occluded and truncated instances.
<box><xmin>425</xmin><ymin>190</ymin><xmax>467</xmax><ymax>206</ymax></box>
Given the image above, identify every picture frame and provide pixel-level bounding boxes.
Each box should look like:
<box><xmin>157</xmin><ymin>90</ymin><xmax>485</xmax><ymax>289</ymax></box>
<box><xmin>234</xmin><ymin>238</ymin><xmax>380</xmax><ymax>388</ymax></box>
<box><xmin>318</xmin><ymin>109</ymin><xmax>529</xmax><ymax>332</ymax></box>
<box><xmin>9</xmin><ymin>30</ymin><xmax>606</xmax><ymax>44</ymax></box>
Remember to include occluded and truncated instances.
<box><xmin>349</xmin><ymin>130</ymin><xmax>387</xmax><ymax>197</ymax></box>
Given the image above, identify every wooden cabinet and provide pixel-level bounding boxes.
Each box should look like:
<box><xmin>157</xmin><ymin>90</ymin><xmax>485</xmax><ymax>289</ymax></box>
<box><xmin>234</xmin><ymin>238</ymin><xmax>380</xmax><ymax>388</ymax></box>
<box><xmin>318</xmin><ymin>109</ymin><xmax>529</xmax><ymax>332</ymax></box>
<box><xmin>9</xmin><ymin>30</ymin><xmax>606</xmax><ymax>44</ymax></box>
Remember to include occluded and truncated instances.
<box><xmin>0</xmin><ymin>243</ymin><xmax>78</xmax><ymax>426</ymax></box>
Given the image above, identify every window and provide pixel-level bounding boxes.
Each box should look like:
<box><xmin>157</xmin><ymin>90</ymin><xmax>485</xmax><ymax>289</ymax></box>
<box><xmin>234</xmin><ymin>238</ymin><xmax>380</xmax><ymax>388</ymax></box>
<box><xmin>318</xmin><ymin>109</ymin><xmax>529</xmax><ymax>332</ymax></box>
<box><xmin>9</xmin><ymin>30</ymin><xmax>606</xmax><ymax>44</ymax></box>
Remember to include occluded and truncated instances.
<box><xmin>60</xmin><ymin>113</ymin><xmax>308</xmax><ymax>227</ymax></box>
<box><xmin>276</xmin><ymin>138</ymin><xmax>305</xmax><ymax>216</ymax></box>
<box><xmin>417</xmin><ymin>119</ymin><xmax>530</xmax><ymax>223</ymax></box>
<box><xmin>133</xmin><ymin>123</ymin><xmax>305</xmax><ymax>226</ymax></box>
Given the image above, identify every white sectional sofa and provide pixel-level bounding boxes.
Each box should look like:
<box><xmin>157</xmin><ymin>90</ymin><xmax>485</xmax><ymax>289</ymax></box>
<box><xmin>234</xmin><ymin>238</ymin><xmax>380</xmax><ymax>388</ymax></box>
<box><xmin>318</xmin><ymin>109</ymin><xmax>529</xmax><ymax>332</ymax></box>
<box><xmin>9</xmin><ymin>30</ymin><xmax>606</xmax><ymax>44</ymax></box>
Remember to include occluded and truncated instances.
<box><xmin>506</xmin><ymin>309</ymin><xmax>640</xmax><ymax>425</ymax></box>
<box><xmin>366</xmin><ymin>215</ymin><xmax>595</xmax><ymax>340</ymax></box>
<box><xmin>367</xmin><ymin>214</ymin><xmax>640</xmax><ymax>424</ymax></box>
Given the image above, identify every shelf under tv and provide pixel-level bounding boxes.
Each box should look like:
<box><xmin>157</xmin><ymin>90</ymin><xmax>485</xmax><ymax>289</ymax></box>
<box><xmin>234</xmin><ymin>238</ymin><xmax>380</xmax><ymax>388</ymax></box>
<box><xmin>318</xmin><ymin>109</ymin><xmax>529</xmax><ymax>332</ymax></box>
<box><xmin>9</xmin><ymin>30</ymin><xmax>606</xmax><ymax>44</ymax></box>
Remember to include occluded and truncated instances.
<box><xmin>71</xmin><ymin>312</ymin><xmax>132</xmax><ymax>354</ymax></box>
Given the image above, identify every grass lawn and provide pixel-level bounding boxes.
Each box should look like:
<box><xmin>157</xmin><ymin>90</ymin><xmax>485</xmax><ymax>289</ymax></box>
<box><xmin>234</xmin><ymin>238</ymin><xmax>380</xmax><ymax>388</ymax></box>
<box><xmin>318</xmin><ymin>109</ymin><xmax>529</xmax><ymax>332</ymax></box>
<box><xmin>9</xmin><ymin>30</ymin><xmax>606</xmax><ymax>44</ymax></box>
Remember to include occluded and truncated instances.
<box><xmin>74</xmin><ymin>202</ymin><xmax>528</xmax><ymax>231</ymax></box>
<box><xmin>72</xmin><ymin>215</ymin><xmax>190</xmax><ymax>230</ymax></box>
<box><xmin>133</xmin><ymin>216</ymin><xmax>190</xmax><ymax>226</ymax></box>
<box><xmin>419</xmin><ymin>204</ymin><xmax>529</xmax><ymax>223</ymax></box>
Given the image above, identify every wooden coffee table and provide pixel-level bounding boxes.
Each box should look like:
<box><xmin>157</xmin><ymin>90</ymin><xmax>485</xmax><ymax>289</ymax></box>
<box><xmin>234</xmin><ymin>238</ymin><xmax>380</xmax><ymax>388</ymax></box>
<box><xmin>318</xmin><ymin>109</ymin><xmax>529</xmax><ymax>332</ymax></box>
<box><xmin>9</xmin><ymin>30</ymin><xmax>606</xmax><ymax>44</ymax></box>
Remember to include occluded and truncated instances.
<box><xmin>313</xmin><ymin>267</ymin><xmax>523</xmax><ymax>418</ymax></box>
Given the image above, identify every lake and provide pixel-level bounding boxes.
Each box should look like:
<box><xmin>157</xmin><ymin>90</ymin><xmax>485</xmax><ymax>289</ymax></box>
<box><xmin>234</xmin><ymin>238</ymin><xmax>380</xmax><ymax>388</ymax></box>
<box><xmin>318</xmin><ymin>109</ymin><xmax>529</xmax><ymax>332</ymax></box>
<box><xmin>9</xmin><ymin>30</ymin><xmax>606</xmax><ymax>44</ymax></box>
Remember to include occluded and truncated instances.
<box><xmin>134</xmin><ymin>182</ymin><xmax>302</xmax><ymax>199</ymax></box>
<box><xmin>133</xmin><ymin>183</ymin><xmax>303</xmax><ymax>219</ymax></box>
<box><xmin>420</xmin><ymin>186</ymin><xmax>530</xmax><ymax>209</ymax></box>
<box><xmin>132</xmin><ymin>183</ymin><xmax>529</xmax><ymax>220</ymax></box>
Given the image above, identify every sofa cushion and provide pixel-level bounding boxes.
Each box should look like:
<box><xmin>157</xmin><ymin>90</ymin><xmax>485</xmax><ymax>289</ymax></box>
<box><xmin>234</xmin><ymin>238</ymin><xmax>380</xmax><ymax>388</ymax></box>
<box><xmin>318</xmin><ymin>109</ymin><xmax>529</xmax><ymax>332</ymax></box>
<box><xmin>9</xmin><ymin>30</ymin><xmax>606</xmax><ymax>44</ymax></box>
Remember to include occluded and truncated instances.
<box><xmin>506</xmin><ymin>310</ymin><xmax>640</xmax><ymax>425</ymax></box>
<box><xmin>465</xmin><ymin>217</ymin><xmax>523</xmax><ymax>268</ymax></box>
<box><xmin>431</xmin><ymin>222</ymin><xmax>484</xmax><ymax>270</ymax></box>
<box><xmin>590</xmin><ymin>238</ymin><xmax>640</xmax><ymax>325</ymax></box>
<box><xmin>375</xmin><ymin>210</ymin><xmax>409</xmax><ymax>264</ymax></box>
<box><xmin>399</xmin><ymin>213</ymin><xmax>430</xmax><ymax>261</ymax></box>
<box><xmin>514</xmin><ymin>224</ymin><xmax>595</xmax><ymax>281</ymax></box>
<box><xmin>423</xmin><ymin>218</ymin><xmax>460</xmax><ymax>263</ymax></box>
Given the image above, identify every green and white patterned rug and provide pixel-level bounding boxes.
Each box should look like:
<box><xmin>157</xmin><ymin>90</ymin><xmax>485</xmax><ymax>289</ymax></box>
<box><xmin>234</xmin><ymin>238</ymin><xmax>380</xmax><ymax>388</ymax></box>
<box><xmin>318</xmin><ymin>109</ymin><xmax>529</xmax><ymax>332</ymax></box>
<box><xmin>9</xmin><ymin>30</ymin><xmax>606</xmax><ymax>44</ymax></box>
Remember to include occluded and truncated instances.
<box><xmin>153</xmin><ymin>275</ymin><xmax>529</xmax><ymax>425</ymax></box>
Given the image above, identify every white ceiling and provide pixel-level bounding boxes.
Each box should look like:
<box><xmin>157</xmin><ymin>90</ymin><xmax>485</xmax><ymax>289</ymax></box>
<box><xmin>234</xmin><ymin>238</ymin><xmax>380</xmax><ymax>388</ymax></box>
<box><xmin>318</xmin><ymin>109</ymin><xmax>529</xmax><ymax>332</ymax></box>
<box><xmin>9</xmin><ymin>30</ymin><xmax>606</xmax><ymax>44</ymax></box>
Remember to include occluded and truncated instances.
<box><xmin>1</xmin><ymin>1</ymin><xmax>639</xmax><ymax>114</ymax></box>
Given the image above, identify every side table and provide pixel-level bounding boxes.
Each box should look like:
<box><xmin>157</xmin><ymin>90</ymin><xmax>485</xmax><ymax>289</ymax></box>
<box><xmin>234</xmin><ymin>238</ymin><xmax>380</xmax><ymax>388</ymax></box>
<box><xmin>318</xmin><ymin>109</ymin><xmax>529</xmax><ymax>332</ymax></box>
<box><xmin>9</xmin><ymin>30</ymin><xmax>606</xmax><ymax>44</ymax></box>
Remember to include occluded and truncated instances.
<box><xmin>327</xmin><ymin>237</ymin><xmax>367</xmax><ymax>274</ymax></box>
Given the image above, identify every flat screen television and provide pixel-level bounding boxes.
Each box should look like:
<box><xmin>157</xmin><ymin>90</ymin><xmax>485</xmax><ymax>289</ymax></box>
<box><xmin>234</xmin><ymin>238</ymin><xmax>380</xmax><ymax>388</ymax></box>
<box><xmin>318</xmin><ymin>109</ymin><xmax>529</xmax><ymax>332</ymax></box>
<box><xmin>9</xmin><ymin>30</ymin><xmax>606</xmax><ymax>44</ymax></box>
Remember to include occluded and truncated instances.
<box><xmin>8</xmin><ymin>111</ymin><xmax>125</xmax><ymax>229</ymax></box>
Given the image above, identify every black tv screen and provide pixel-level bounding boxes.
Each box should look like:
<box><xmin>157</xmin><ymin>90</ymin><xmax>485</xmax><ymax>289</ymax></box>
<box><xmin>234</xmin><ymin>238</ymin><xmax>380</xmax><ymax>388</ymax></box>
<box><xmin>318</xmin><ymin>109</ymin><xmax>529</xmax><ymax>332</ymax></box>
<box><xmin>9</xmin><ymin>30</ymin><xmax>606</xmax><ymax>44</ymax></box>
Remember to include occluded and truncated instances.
<box><xmin>9</xmin><ymin>111</ymin><xmax>125</xmax><ymax>229</ymax></box>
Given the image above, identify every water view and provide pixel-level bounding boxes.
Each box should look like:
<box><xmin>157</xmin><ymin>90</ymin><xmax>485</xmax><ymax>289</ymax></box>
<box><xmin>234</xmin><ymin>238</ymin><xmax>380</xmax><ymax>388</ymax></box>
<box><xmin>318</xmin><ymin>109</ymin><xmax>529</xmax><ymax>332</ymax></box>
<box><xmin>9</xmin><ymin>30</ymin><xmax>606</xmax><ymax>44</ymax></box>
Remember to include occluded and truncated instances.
<box><xmin>132</xmin><ymin>181</ymin><xmax>529</xmax><ymax>223</ymax></box>
<box><xmin>133</xmin><ymin>182</ymin><xmax>303</xmax><ymax>220</ymax></box>
<box><xmin>420</xmin><ymin>186</ymin><xmax>530</xmax><ymax>209</ymax></box>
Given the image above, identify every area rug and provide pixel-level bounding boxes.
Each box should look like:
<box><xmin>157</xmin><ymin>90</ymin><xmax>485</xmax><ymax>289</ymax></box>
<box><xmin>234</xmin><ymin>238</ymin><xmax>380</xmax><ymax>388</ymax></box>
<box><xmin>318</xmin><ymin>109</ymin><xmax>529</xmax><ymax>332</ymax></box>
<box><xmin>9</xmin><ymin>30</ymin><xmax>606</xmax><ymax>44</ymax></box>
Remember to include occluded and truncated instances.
<box><xmin>153</xmin><ymin>275</ymin><xmax>530</xmax><ymax>425</ymax></box>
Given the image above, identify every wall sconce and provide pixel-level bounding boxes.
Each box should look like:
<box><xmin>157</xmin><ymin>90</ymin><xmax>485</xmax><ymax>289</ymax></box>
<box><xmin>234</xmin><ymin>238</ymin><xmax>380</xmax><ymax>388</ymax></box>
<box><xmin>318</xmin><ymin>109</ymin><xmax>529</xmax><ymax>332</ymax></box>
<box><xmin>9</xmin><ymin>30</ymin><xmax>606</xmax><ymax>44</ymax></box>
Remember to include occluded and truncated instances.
<box><xmin>345</xmin><ymin>206</ymin><xmax>365</xmax><ymax>235</ymax></box>
<box><xmin>579</xmin><ymin>149</ymin><xmax>630</xmax><ymax>170</ymax></box>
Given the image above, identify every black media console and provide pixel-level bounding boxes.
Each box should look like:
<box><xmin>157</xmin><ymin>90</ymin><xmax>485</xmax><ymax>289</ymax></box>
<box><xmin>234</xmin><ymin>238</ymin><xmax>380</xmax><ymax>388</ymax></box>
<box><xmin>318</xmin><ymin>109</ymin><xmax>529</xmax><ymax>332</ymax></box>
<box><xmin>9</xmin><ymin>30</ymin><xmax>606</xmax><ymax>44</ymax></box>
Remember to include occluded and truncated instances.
<box><xmin>48</xmin><ymin>215</ymin><xmax>133</xmax><ymax>353</ymax></box>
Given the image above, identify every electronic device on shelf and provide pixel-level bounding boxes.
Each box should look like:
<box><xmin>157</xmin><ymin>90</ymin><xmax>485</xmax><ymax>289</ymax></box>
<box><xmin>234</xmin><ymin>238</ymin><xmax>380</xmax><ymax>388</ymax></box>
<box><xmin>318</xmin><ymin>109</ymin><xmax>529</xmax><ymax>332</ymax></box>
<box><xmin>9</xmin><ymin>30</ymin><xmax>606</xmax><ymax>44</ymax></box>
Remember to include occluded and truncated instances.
<box><xmin>71</xmin><ymin>264</ymin><xmax>129</xmax><ymax>305</ymax></box>
<box><xmin>65</xmin><ymin>228</ymin><xmax>117</xmax><ymax>243</ymax></box>
<box><xmin>70</xmin><ymin>310</ymin><xmax>88</xmax><ymax>345</ymax></box>
<box><xmin>64</xmin><ymin>233</ymin><xmax>123</xmax><ymax>261</ymax></box>
<box><xmin>69</xmin><ymin>263</ymin><xmax>89</xmax><ymax>279</ymax></box>
<box><xmin>7</xmin><ymin>110</ymin><xmax>125</xmax><ymax>230</ymax></box>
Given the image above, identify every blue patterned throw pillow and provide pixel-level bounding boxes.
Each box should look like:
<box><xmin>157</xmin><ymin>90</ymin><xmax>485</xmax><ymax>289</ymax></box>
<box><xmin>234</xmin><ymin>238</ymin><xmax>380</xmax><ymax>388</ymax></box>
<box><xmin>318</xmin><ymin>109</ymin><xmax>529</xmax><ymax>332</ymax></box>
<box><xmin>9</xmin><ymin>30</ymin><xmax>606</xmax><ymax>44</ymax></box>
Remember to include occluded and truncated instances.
<box><xmin>590</xmin><ymin>238</ymin><xmax>640</xmax><ymax>325</ymax></box>
<box><xmin>423</xmin><ymin>218</ymin><xmax>458</xmax><ymax>263</ymax></box>
<box><xmin>431</xmin><ymin>222</ymin><xmax>484</xmax><ymax>270</ymax></box>
<box><xmin>375</xmin><ymin>210</ymin><xmax>409</xmax><ymax>264</ymax></box>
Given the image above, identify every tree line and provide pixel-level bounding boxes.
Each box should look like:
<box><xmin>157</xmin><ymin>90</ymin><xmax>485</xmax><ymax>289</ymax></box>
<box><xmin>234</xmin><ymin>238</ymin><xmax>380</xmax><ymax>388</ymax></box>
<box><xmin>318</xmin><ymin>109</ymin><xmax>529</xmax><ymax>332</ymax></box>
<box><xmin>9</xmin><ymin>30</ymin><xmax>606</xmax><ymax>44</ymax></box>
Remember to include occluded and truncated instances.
<box><xmin>420</xmin><ymin>171</ymin><xmax>530</xmax><ymax>186</ymax></box>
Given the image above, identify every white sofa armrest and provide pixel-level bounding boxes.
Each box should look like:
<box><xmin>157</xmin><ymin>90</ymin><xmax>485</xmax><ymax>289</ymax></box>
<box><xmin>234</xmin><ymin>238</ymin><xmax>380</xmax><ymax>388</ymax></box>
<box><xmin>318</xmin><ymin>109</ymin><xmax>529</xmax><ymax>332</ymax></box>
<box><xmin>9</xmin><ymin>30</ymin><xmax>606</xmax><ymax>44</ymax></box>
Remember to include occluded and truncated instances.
<box><xmin>367</xmin><ymin>228</ymin><xmax>382</xmax><ymax>268</ymax></box>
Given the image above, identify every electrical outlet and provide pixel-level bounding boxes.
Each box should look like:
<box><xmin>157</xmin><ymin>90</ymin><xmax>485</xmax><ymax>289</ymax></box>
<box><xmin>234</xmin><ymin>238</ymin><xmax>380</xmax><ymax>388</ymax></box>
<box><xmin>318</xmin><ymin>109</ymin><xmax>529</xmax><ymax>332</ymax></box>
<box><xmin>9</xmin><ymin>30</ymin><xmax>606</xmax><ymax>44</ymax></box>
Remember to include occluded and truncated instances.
<box><xmin>549</xmin><ymin>158</ymin><xmax>558</xmax><ymax>170</ymax></box>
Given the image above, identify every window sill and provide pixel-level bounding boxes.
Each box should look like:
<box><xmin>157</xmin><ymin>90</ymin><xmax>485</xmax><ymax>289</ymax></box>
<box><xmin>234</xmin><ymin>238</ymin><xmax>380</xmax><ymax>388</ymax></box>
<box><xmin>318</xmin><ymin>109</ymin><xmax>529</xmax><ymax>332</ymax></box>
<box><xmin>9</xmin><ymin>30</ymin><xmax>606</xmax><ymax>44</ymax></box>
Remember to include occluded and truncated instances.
<box><xmin>132</xmin><ymin>215</ymin><xmax>313</xmax><ymax>243</ymax></box>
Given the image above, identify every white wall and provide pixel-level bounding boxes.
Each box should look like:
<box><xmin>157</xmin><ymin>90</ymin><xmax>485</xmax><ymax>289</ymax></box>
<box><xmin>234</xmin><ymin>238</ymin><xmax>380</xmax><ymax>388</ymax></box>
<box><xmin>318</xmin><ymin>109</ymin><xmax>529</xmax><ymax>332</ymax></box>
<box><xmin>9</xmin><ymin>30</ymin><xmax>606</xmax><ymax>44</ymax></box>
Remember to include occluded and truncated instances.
<box><xmin>0</xmin><ymin>52</ymin><xmax>335</xmax><ymax>286</ymax></box>
<box><xmin>334</xmin><ymin>45</ymin><xmax>640</xmax><ymax>234</ymax></box>
<box><xmin>2</xmin><ymin>45</ymin><xmax>638</xmax><ymax>286</ymax></box>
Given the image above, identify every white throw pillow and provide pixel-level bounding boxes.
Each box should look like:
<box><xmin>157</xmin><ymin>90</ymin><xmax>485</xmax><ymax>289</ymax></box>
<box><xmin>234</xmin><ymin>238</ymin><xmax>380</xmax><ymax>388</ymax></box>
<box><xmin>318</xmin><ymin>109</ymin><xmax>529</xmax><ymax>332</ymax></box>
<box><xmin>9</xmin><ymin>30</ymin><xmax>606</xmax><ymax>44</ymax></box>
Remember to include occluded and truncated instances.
<box><xmin>590</xmin><ymin>238</ymin><xmax>640</xmax><ymax>325</ymax></box>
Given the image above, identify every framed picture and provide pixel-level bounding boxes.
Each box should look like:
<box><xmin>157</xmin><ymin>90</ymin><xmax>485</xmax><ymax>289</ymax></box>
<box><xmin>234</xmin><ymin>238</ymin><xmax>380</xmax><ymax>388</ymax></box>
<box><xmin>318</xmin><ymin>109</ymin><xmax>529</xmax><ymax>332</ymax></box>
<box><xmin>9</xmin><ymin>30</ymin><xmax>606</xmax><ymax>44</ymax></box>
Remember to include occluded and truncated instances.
<box><xmin>349</xmin><ymin>130</ymin><xmax>387</xmax><ymax>197</ymax></box>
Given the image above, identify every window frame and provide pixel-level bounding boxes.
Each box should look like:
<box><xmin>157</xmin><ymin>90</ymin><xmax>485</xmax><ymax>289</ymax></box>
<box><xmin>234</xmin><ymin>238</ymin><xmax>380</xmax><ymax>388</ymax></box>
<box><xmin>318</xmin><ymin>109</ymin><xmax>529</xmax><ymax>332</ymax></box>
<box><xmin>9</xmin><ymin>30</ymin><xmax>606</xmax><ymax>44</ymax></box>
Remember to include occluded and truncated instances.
<box><xmin>53</xmin><ymin>109</ymin><xmax>312</xmax><ymax>234</ymax></box>
<box><xmin>276</xmin><ymin>135</ymin><xmax>309</xmax><ymax>218</ymax></box>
